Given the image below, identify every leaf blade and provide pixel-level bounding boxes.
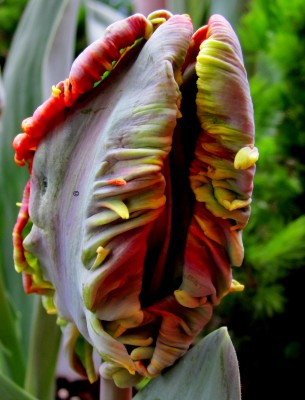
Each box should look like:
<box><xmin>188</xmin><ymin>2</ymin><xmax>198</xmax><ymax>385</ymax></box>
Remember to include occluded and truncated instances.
<box><xmin>0</xmin><ymin>267</ymin><xmax>25</xmax><ymax>385</ymax></box>
<box><xmin>0</xmin><ymin>371</ymin><xmax>38</xmax><ymax>400</ymax></box>
<box><xmin>133</xmin><ymin>327</ymin><xmax>241</xmax><ymax>400</ymax></box>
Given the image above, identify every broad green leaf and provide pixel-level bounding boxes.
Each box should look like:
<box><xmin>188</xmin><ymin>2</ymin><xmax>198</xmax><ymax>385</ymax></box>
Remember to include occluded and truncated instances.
<box><xmin>0</xmin><ymin>371</ymin><xmax>38</xmax><ymax>400</ymax></box>
<box><xmin>85</xmin><ymin>0</ymin><xmax>126</xmax><ymax>43</ymax></box>
<box><xmin>133</xmin><ymin>327</ymin><xmax>241</xmax><ymax>400</ymax></box>
<box><xmin>0</xmin><ymin>267</ymin><xmax>25</xmax><ymax>385</ymax></box>
<box><xmin>0</xmin><ymin>69</ymin><xmax>3</xmax><ymax>135</ymax></box>
<box><xmin>186</xmin><ymin>0</ymin><xmax>211</xmax><ymax>29</ymax></box>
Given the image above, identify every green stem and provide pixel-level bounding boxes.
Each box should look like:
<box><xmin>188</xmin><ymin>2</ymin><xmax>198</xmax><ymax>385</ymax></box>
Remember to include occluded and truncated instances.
<box><xmin>100</xmin><ymin>377</ymin><xmax>132</xmax><ymax>400</ymax></box>
<box><xmin>0</xmin><ymin>269</ymin><xmax>25</xmax><ymax>386</ymax></box>
<box><xmin>24</xmin><ymin>297</ymin><xmax>61</xmax><ymax>400</ymax></box>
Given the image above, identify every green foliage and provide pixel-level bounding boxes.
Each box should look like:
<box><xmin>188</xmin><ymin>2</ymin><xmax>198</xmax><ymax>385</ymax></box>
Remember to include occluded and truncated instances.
<box><xmin>248</xmin><ymin>215</ymin><xmax>305</xmax><ymax>274</ymax></box>
<box><xmin>0</xmin><ymin>371</ymin><xmax>38</xmax><ymax>400</ymax></box>
<box><xmin>0</xmin><ymin>0</ymin><xmax>27</xmax><ymax>69</ymax></box>
<box><xmin>0</xmin><ymin>267</ymin><xmax>25</xmax><ymax>385</ymax></box>
<box><xmin>102</xmin><ymin>0</ymin><xmax>132</xmax><ymax>14</ymax></box>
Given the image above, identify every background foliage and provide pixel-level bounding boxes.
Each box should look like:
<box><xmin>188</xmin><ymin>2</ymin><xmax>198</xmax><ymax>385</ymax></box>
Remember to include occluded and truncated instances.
<box><xmin>0</xmin><ymin>0</ymin><xmax>304</xmax><ymax>399</ymax></box>
<box><xmin>0</xmin><ymin>0</ymin><xmax>27</xmax><ymax>69</ymax></box>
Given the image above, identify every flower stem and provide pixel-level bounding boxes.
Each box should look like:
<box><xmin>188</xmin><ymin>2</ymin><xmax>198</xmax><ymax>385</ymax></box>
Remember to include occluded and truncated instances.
<box><xmin>100</xmin><ymin>377</ymin><xmax>132</xmax><ymax>400</ymax></box>
<box><xmin>24</xmin><ymin>297</ymin><xmax>61</xmax><ymax>400</ymax></box>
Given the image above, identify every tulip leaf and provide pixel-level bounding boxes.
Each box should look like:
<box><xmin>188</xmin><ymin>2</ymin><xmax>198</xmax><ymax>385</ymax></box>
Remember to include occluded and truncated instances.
<box><xmin>0</xmin><ymin>266</ymin><xmax>25</xmax><ymax>386</ymax></box>
<box><xmin>186</xmin><ymin>0</ymin><xmax>211</xmax><ymax>29</ymax></box>
<box><xmin>133</xmin><ymin>327</ymin><xmax>241</xmax><ymax>400</ymax></box>
<box><xmin>0</xmin><ymin>371</ymin><xmax>38</xmax><ymax>400</ymax></box>
<box><xmin>0</xmin><ymin>70</ymin><xmax>3</xmax><ymax>135</ymax></box>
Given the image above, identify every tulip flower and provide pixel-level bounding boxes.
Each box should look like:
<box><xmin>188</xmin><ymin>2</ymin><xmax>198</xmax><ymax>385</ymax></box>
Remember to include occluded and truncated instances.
<box><xmin>12</xmin><ymin>10</ymin><xmax>258</xmax><ymax>389</ymax></box>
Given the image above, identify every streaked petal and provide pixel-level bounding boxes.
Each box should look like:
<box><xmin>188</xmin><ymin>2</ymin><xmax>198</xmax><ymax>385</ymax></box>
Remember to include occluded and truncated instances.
<box><xmin>178</xmin><ymin>14</ymin><xmax>257</xmax><ymax>308</ymax></box>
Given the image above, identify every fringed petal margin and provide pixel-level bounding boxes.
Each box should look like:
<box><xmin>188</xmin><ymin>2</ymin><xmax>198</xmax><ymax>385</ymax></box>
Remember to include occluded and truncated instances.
<box><xmin>178</xmin><ymin>14</ymin><xmax>258</xmax><ymax>308</ymax></box>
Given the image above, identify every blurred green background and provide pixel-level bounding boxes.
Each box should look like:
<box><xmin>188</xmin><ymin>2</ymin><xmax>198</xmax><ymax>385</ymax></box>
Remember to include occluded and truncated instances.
<box><xmin>1</xmin><ymin>0</ymin><xmax>304</xmax><ymax>399</ymax></box>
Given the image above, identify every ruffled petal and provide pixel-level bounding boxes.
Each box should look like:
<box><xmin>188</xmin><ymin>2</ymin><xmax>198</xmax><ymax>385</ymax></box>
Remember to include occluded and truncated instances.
<box><xmin>178</xmin><ymin>14</ymin><xmax>257</xmax><ymax>307</ymax></box>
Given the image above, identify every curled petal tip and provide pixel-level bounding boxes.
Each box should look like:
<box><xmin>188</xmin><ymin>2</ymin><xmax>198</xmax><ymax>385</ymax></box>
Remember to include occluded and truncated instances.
<box><xmin>147</xmin><ymin>10</ymin><xmax>173</xmax><ymax>23</ymax></box>
<box><xmin>21</xmin><ymin>117</ymin><xmax>33</xmax><ymax>133</ymax></box>
<box><xmin>91</xmin><ymin>246</ymin><xmax>109</xmax><ymax>269</ymax></box>
<box><xmin>222</xmin><ymin>198</ymin><xmax>252</xmax><ymax>211</ymax></box>
<box><xmin>42</xmin><ymin>295</ymin><xmax>57</xmax><ymax>314</ymax></box>
<box><xmin>130</xmin><ymin>346</ymin><xmax>154</xmax><ymax>361</ymax></box>
<box><xmin>99</xmin><ymin>199</ymin><xmax>130</xmax><ymax>219</ymax></box>
<box><xmin>230</xmin><ymin>279</ymin><xmax>245</xmax><ymax>292</ymax></box>
<box><xmin>234</xmin><ymin>146</ymin><xmax>259</xmax><ymax>170</ymax></box>
<box><xmin>112</xmin><ymin>368</ymin><xmax>142</xmax><ymax>388</ymax></box>
<box><xmin>174</xmin><ymin>289</ymin><xmax>207</xmax><ymax>308</ymax></box>
<box><xmin>51</xmin><ymin>85</ymin><xmax>61</xmax><ymax>98</ymax></box>
<box><xmin>118</xmin><ymin>335</ymin><xmax>153</xmax><ymax>347</ymax></box>
<box><xmin>147</xmin><ymin>361</ymin><xmax>159</xmax><ymax>377</ymax></box>
<box><xmin>14</xmin><ymin>155</ymin><xmax>26</xmax><ymax>166</ymax></box>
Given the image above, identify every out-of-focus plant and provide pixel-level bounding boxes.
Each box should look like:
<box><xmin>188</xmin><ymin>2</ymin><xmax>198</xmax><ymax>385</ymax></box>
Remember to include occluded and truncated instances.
<box><xmin>0</xmin><ymin>69</ymin><xmax>4</xmax><ymax>133</ymax></box>
<box><xmin>134</xmin><ymin>0</ymin><xmax>245</xmax><ymax>30</ymax></box>
<box><xmin>0</xmin><ymin>0</ymin><xmax>27</xmax><ymax>69</ymax></box>
<box><xmin>0</xmin><ymin>1</ymin><xmax>257</xmax><ymax>399</ymax></box>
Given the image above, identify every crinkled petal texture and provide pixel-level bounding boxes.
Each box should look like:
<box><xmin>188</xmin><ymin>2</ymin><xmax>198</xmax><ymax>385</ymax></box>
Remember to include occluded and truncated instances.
<box><xmin>13</xmin><ymin>13</ymin><xmax>257</xmax><ymax>388</ymax></box>
<box><xmin>177</xmin><ymin>14</ymin><xmax>258</xmax><ymax>307</ymax></box>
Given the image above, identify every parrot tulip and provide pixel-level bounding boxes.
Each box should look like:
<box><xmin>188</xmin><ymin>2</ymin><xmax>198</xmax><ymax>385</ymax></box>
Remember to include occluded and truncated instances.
<box><xmin>12</xmin><ymin>10</ymin><xmax>258</xmax><ymax>388</ymax></box>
